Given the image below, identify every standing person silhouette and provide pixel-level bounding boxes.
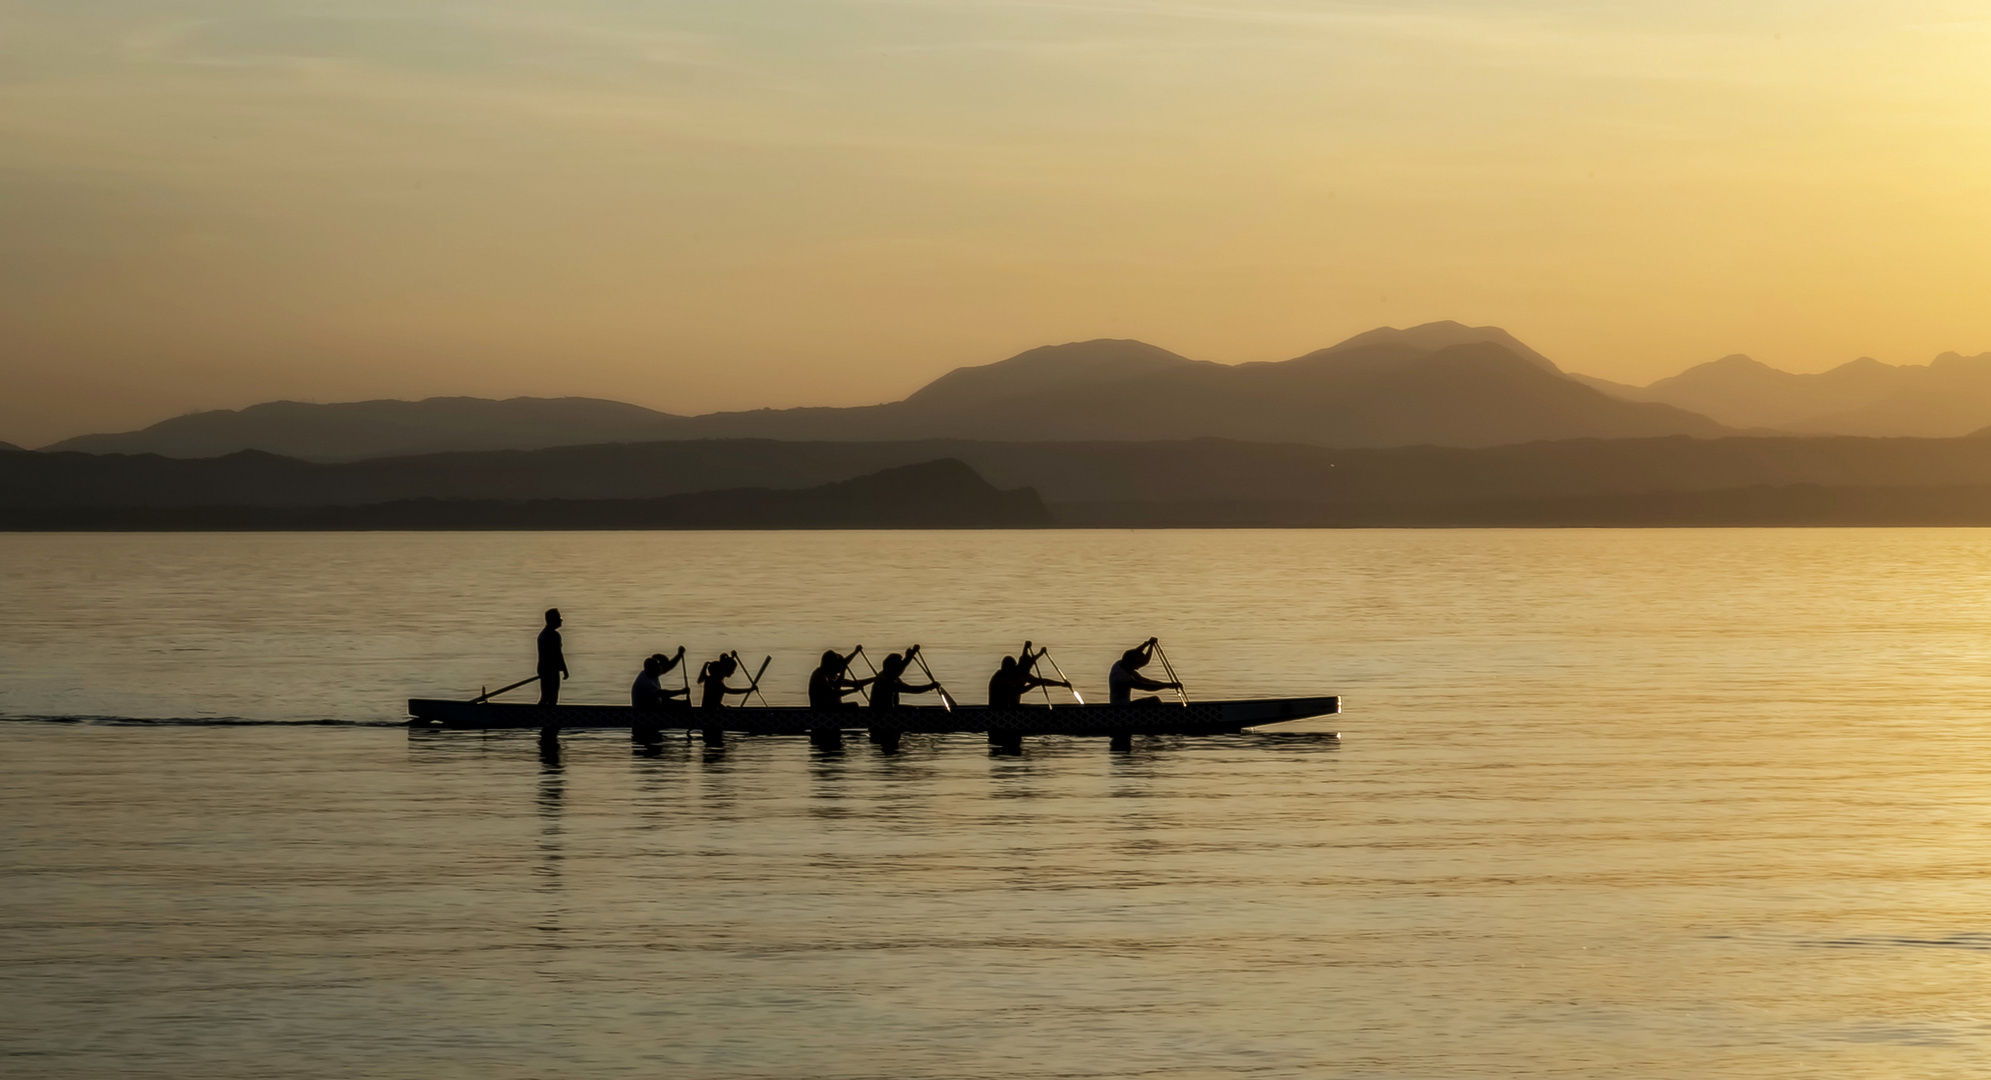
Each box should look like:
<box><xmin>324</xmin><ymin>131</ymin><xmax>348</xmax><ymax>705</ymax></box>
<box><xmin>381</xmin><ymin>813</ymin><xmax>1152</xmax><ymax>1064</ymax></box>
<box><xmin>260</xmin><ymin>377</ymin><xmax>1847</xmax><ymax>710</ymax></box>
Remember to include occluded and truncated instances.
<box><xmin>537</xmin><ymin>609</ymin><xmax>569</xmax><ymax>707</ymax></box>
<box><xmin>1108</xmin><ymin>638</ymin><xmax>1180</xmax><ymax>705</ymax></box>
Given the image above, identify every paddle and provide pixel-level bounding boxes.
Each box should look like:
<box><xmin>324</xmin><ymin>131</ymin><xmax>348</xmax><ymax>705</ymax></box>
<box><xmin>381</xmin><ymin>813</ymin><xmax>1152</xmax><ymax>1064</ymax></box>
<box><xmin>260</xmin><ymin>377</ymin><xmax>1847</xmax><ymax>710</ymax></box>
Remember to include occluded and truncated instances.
<box><xmin>848</xmin><ymin>645</ymin><xmax>875</xmax><ymax>705</ymax></box>
<box><xmin>472</xmin><ymin>675</ymin><xmax>539</xmax><ymax>704</ymax></box>
<box><xmin>906</xmin><ymin>644</ymin><xmax>954</xmax><ymax>712</ymax></box>
<box><xmin>1153</xmin><ymin>639</ymin><xmax>1188</xmax><ymax>706</ymax></box>
<box><xmin>1024</xmin><ymin>640</ymin><xmax>1053</xmax><ymax>708</ymax></box>
<box><xmin>1041</xmin><ymin>648</ymin><xmax>1084</xmax><ymax>706</ymax></box>
<box><xmin>731</xmin><ymin>651</ymin><xmax>772</xmax><ymax>708</ymax></box>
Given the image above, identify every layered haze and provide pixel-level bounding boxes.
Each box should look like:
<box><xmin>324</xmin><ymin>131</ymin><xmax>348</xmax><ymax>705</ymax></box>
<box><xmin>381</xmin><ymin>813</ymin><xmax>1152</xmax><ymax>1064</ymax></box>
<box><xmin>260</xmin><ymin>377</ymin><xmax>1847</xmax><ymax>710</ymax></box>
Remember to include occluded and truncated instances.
<box><xmin>5</xmin><ymin>1</ymin><xmax>1991</xmax><ymax>447</ymax></box>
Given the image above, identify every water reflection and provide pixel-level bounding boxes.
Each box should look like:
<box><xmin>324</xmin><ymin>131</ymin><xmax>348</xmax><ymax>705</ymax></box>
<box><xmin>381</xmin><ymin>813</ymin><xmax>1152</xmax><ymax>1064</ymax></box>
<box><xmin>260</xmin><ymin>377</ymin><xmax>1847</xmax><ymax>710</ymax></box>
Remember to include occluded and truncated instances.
<box><xmin>535</xmin><ymin>749</ymin><xmax>564</xmax><ymax>873</ymax></box>
<box><xmin>533</xmin><ymin>742</ymin><xmax>567</xmax><ymax>960</ymax></box>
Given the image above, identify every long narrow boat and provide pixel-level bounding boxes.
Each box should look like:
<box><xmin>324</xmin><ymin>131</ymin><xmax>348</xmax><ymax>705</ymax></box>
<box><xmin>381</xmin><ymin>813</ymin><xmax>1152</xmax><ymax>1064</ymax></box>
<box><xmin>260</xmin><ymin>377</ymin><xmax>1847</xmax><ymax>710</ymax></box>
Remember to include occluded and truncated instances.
<box><xmin>408</xmin><ymin>695</ymin><xmax>1339</xmax><ymax>750</ymax></box>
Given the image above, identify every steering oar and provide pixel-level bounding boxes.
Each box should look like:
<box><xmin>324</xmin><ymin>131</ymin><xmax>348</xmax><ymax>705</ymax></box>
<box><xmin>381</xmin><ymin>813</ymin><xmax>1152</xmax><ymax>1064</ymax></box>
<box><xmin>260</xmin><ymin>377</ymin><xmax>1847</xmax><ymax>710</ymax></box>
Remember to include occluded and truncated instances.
<box><xmin>472</xmin><ymin>675</ymin><xmax>539</xmax><ymax>704</ymax></box>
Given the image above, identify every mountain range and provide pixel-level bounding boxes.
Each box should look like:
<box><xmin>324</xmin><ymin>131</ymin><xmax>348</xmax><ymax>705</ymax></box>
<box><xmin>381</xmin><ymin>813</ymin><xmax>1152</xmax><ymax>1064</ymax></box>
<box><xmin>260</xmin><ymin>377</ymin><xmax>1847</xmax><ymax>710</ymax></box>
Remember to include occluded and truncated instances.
<box><xmin>1572</xmin><ymin>351</ymin><xmax>1991</xmax><ymax>436</ymax></box>
<box><xmin>36</xmin><ymin>324</ymin><xmax>1726</xmax><ymax>460</ymax></box>
<box><xmin>30</xmin><ymin>323</ymin><xmax>1991</xmax><ymax>462</ymax></box>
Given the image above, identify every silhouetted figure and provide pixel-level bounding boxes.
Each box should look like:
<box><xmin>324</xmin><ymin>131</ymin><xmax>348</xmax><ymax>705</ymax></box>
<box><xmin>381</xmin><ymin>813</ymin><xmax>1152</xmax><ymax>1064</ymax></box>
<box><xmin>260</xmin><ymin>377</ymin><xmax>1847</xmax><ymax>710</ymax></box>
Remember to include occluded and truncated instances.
<box><xmin>870</xmin><ymin>649</ymin><xmax>940</xmax><ymax>709</ymax></box>
<box><xmin>988</xmin><ymin>642</ymin><xmax>1070</xmax><ymax>707</ymax></box>
<box><xmin>537</xmin><ymin>608</ymin><xmax>569</xmax><ymax>707</ymax></box>
<box><xmin>698</xmin><ymin>654</ymin><xmax>756</xmax><ymax>710</ymax></box>
<box><xmin>1109</xmin><ymin>638</ymin><xmax>1180</xmax><ymax>705</ymax></box>
<box><xmin>809</xmin><ymin>647</ymin><xmax>874</xmax><ymax>710</ymax></box>
<box><xmin>632</xmin><ymin>649</ymin><xmax>689</xmax><ymax>711</ymax></box>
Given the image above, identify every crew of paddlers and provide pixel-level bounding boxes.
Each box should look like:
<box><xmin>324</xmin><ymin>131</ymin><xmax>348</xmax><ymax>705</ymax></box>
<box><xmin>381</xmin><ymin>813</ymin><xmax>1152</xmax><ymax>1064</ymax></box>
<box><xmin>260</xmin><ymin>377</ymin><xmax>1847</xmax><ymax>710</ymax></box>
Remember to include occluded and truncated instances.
<box><xmin>527</xmin><ymin>607</ymin><xmax>1183</xmax><ymax>711</ymax></box>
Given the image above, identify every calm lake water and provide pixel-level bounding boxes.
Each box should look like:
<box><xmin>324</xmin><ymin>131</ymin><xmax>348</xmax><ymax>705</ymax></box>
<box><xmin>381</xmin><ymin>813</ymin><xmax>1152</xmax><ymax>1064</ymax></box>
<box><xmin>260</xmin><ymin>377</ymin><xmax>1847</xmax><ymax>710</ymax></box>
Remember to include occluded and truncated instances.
<box><xmin>6</xmin><ymin>529</ymin><xmax>1991</xmax><ymax>1078</ymax></box>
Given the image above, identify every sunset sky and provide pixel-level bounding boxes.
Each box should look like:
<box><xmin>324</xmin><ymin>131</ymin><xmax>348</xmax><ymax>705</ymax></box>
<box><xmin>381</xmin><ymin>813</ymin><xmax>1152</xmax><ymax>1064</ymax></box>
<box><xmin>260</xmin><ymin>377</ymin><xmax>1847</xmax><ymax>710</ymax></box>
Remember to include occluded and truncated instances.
<box><xmin>5</xmin><ymin>0</ymin><xmax>1989</xmax><ymax>446</ymax></box>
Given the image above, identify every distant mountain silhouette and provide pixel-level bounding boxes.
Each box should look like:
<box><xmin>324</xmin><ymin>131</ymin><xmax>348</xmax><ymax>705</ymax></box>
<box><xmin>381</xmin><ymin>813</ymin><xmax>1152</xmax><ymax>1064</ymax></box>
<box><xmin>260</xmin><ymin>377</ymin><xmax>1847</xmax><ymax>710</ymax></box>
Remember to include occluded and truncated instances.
<box><xmin>1575</xmin><ymin>351</ymin><xmax>1991</xmax><ymax>437</ymax></box>
<box><xmin>0</xmin><ymin>441</ymin><xmax>23</xmax><ymax>453</ymax></box>
<box><xmin>40</xmin><ymin>323</ymin><xmax>1730</xmax><ymax>459</ymax></box>
<box><xmin>900</xmin><ymin>339</ymin><xmax>1211</xmax><ymax>410</ymax></box>
<box><xmin>0</xmin><ymin>459</ymin><xmax>1052</xmax><ymax>531</ymax></box>
<box><xmin>1288</xmin><ymin>321</ymin><xmax>1562</xmax><ymax>372</ymax></box>
<box><xmin>41</xmin><ymin>396</ymin><xmax>687</xmax><ymax>461</ymax></box>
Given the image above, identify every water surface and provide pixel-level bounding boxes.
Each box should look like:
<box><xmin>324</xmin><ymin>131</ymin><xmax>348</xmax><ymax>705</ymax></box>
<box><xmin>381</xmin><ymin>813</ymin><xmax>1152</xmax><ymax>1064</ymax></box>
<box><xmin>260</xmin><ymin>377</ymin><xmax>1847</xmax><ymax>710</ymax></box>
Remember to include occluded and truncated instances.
<box><xmin>6</xmin><ymin>529</ymin><xmax>1991</xmax><ymax>1078</ymax></box>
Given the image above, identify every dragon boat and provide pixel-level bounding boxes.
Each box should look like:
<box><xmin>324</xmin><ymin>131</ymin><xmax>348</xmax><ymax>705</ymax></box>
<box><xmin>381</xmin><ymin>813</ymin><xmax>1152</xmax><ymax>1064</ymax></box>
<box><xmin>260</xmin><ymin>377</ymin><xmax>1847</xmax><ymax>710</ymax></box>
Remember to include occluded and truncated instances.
<box><xmin>407</xmin><ymin>696</ymin><xmax>1340</xmax><ymax>751</ymax></box>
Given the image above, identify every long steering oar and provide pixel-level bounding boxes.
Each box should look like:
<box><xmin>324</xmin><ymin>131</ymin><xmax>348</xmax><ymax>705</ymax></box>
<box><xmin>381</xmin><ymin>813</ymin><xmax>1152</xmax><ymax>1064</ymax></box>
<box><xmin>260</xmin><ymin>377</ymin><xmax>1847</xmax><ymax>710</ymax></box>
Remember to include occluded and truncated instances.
<box><xmin>1153</xmin><ymin>640</ymin><xmax>1188</xmax><ymax>706</ymax></box>
<box><xmin>1041</xmin><ymin>648</ymin><xmax>1084</xmax><ymax>706</ymax></box>
<box><xmin>907</xmin><ymin>644</ymin><xmax>953</xmax><ymax>712</ymax></box>
<box><xmin>472</xmin><ymin>675</ymin><xmax>539</xmax><ymax>704</ymax></box>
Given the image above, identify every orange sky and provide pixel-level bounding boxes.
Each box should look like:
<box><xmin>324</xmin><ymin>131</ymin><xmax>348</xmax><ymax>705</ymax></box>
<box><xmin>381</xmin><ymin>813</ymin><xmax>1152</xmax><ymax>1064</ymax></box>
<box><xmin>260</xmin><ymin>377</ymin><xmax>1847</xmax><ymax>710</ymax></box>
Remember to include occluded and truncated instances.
<box><xmin>4</xmin><ymin>1</ymin><xmax>1990</xmax><ymax>446</ymax></box>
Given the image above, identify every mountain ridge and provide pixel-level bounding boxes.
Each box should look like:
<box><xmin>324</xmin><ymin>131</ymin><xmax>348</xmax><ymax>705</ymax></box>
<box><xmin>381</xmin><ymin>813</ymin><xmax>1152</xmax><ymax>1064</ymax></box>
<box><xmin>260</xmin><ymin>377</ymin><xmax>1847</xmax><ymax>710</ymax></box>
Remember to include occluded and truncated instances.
<box><xmin>1573</xmin><ymin>349</ymin><xmax>1991</xmax><ymax>436</ymax></box>
<box><xmin>38</xmin><ymin>322</ymin><xmax>1729</xmax><ymax>459</ymax></box>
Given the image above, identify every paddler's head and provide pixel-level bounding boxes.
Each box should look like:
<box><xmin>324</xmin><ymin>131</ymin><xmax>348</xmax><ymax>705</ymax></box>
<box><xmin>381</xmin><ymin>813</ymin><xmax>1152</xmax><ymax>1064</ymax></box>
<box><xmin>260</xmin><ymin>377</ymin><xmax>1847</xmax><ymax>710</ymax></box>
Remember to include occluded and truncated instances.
<box><xmin>544</xmin><ymin>608</ymin><xmax>561</xmax><ymax>628</ymax></box>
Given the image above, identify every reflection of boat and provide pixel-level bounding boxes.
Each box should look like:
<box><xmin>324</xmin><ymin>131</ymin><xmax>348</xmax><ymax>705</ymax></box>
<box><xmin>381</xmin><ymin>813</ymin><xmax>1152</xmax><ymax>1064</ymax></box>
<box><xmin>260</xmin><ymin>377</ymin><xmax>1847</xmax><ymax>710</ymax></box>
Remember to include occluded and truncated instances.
<box><xmin>408</xmin><ymin>696</ymin><xmax>1339</xmax><ymax>744</ymax></box>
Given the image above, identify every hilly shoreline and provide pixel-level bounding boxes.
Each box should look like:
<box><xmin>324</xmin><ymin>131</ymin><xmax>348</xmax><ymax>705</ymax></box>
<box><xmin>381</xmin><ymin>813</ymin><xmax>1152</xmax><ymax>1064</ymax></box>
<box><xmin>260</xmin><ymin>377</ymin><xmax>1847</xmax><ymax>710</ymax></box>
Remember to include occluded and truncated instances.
<box><xmin>16</xmin><ymin>434</ymin><xmax>1991</xmax><ymax>529</ymax></box>
<box><xmin>0</xmin><ymin>459</ymin><xmax>1053</xmax><ymax>531</ymax></box>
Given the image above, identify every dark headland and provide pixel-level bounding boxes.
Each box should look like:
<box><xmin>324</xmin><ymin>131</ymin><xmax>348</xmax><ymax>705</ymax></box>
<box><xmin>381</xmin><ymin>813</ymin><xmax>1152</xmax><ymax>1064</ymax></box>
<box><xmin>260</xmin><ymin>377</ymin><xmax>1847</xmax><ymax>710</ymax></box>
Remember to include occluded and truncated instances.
<box><xmin>0</xmin><ymin>459</ymin><xmax>1054</xmax><ymax>531</ymax></box>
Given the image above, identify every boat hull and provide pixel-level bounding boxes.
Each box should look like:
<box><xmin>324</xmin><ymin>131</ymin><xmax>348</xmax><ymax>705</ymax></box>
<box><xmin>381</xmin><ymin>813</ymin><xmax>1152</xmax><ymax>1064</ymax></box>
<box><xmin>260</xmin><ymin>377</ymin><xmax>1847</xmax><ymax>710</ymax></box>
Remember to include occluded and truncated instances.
<box><xmin>407</xmin><ymin>696</ymin><xmax>1338</xmax><ymax>737</ymax></box>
